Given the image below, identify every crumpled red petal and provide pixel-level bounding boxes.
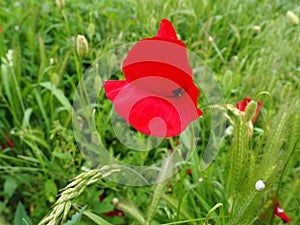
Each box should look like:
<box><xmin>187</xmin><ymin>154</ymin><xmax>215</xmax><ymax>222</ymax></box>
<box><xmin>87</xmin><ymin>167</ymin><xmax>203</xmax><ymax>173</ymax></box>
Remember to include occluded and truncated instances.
<box><xmin>275</xmin><ymin>201</ymin><xmax>291</xmax><ymax>223</ymax></box>
<box><xmin>1</xmin><ymin>134</ymin><xmax>14</xmax><ymax>150</ymax></box>
<box><xmin>252</xmin><ymin>100</ymin><xmax>262</xmax><ymax>123</ymax></box>
<box><xmin>103</xmin><ymin>210</ymin><xmax>125</xmax><ymax>217</ymax></box>
<box><xmin>236</xmin><ymin>97</ymin><xmax>251</xmax><ymax>111</ymax></box>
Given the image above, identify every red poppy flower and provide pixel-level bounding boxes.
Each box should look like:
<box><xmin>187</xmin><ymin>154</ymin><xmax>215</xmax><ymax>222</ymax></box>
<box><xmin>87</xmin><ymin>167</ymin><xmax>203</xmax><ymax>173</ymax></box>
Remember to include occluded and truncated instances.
<box><xmin>187</xmin><ymin>168</ymin><xmax>192</xmax><ymax>175</ymax></box>
<box><xmin>104</xmin><ymin>19</ymin><xmax>202</xmax><ymax>137</ymax></box>
<box><xmin>0</xmin><ymin>26</ymin><xmax>2</xmax><ymax>33</ymax></box>
<box><xmin>235</xmin><ymin>97</ymin><xmax>262</xmax><ymax>123</ymax></box>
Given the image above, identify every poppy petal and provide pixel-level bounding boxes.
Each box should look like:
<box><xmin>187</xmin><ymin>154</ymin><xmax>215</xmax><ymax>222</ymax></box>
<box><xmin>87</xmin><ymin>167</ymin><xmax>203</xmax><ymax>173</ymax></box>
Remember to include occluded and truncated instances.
<box><xmin>157</xmin><ymin>19</ymin><xmax>178</xmax><ymax>40</ymax></box>
<box><xmin>275</xmin><ymin>202</ymin><xmax>291</xmax><ymax>223</ymax></box>
<box><xmin>123</xmin><ymin>41</ymin><xmax>192</xmax><ymax>89</ymax></box>
<box><xmin>128</xmin><ymin>96</ymin><xmax>199</xmax><ymax>137</ymax></box>
<box><xmin>109</xmin><ymin>79</ymin><xmax>201</xmax><ymax>137</ymax></box>
<box><xmin>104</xmin><ymin>80</ymin><xmax>129</xmax><ymax>101</ymax></box>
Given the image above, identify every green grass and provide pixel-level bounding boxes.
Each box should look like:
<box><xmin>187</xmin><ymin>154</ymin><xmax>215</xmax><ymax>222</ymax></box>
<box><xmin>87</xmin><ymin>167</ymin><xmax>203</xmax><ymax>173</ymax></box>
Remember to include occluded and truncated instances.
<box><xmin>0</xmin><ymin>0</ymin><xmax>300</xmax><ymax>224</ymax></box>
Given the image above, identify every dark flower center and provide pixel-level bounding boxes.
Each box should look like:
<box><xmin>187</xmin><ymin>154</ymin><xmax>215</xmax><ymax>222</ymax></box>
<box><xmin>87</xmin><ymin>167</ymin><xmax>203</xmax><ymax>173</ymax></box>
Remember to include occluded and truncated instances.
<box><xmin>172</xmin><ymin>88</ymin><xmax>183</xmax><ymax>97</ymax></box>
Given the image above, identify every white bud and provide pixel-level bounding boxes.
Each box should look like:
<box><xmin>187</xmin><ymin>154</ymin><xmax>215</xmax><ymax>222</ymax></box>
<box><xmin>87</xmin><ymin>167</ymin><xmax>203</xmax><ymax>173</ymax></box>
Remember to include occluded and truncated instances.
<box><xmin>112</xmin><ymin>197</ymin><xmax>119</xmax><ymax>205</ymax></box>
<box><xmin>198</xmin><ymin>177</ymin><xmax>204</xmax><ymax>182</ymax></box>
<box><xmin>255</xmin><ymin>180</ymin><xmax>265</xmax><ymax>191</ymax></box>
<box><xmin>208</xmin><ymin>36</ymin><xmax>214</xmax><ymax>42</ymax></box>
<box><xmin>225</xmin><ymin>126</ymin><xmax>234</xmax><ymax>136</ymax></box>
<box><xmin>81</xmin><ymin>166</ymin><xmax>89</xmax><ymax>172</ymax></box>
<box><xmin>49</xmin><ymin>58</ymin><xmax>55</xmax><ymax>65</ymax></box>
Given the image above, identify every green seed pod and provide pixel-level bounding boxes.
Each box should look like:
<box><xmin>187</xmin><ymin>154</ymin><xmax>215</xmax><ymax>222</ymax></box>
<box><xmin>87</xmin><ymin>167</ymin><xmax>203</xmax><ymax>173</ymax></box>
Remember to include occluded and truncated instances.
<box><xmin>244</xmin><ymin>100</ymin><xmax>257</xmax><ymax>122</ymax></box>
<box><xmin>287</xmin><ymin>11</ymin><xmax>299</xmax><ymax>26</ymax></box>
<box><xmin>76</xmin><ymin>34</ymin><xmax>89</xmax><ymax>58</ymax></box>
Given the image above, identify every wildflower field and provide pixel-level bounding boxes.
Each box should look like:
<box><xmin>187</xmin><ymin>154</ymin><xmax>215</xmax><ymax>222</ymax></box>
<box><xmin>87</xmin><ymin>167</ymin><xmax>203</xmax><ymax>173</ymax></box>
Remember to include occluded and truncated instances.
<box><xmin>0</xmin><ymin>0</ymin><xmax>300</xmax><ymax>224</ymax></box>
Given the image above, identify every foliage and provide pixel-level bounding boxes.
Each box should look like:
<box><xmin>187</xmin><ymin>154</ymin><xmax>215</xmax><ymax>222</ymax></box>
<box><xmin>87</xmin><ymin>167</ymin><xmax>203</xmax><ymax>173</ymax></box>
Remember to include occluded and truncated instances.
<box><xmin>0</xmin><ymin>0</ymin><xmax>299</xmax><ymax>224</ymax></box>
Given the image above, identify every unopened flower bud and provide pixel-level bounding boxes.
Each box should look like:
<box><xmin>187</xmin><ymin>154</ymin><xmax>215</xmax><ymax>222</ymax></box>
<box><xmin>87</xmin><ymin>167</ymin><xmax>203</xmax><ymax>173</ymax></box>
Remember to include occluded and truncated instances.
<box><xmin>51</xmin><ymin>73</ymin><xmax>59</xmax><ymax>87</ymax></box>
<box><xmin>76</xmin><ymin>35</ymin><xmax>89</xmax><ymax>58</ymax></box>
<box><xmin>112</xmin><ymin>197</ymin><xmax>119</xmax><ymax>205</ymax></box>
<box><xmin>253</xmin><ymin>25</ymin><xmax>261</xmax><ymax>32</ymax></box>
<box><xmin>255</xmin><ymin>180</ymin><xmax>265</xmax><ymax>191</ymax></box>
<box><xmin>225</xmin><ymin>125</ymin><xmax>234</xmax><ymax>136</ymax></box>
<box><xmin>287</xmin><ymin>11</ymin><xmax>299</xmax><ymax>26</ymax></box>
<box><xmin>150</xmin><ymin>18</ymin><xmax>157</xmax><ymax>27</ymax></box>
<box><xmin>55</xmin><ymin>0</ymin><xmax>65</xmax><ymax>9</ymax></box>
<box><xmin>244</xmin><ymin>100</ymin><xmax>257</xmax><ymax>122</ymax></box>
<box><xmin>88</xmin><ymin>23</ymin><xmax>95</xmax><ymax>37</ymax></box>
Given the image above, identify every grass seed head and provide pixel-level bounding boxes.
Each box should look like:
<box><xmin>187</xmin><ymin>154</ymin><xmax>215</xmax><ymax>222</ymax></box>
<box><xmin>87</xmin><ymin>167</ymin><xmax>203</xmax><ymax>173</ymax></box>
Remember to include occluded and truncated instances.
<box><xmin>244</xmin><ymin>100</ymin><xmax>257</xmax><ymax>122</ymax></box>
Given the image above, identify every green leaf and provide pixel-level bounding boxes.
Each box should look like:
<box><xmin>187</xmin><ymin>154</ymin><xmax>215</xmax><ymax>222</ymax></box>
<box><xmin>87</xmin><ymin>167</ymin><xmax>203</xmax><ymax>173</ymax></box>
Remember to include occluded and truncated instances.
<box><xmin>52</xmin><ymin>151</ymin><xmax>72</xmax><ymax>160</ymax></box>
<box><xmin>4</xmin><ymin>176</ymin><xmax>18</xmax><ymax>198</ymax></box>
<box><xmin>62</xmin><ymin>205</ymin><xmax>87</xmax><ymax>225</ymax></box>
<box><xmin>44</xmin><ymin>179</ymin><xmax>58</xmax><ymax>203</ymax></box>
<box><xmin>83</xmin><ymin>210</ymin><xmax>113</xmax><ymax>225</ymax></box>
<box><xmin>22</xmin><ymin>108</ymin><xmax>32</xmax><ymax>129</ymax></box>
<box><xmin>13</xmin><ymin>202</ymin><xmax>33</xmax><ymax>225</ymax></box>
<box><xmin>0</xmin><ymin>215</ymin><xmax>10</xmax><ymax>225</ymax></box>
<box><xmin>39</xmin><ymin>82</ymin><xmax>72</xmax><ymax>111</ymax></box>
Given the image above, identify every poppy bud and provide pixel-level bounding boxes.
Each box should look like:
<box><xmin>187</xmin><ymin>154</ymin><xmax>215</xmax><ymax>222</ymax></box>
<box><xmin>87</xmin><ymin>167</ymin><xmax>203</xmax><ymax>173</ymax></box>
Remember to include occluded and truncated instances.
<box><xmin>244</xmin><ymin>100</ymin><xmax>257</xmax><ymax>122</ymax></box>
<box><xmin>88</xmin><ymin>23</ymin><xmax>95</xmax><ymax>38</ymax></box>
<box><xmin>287</xmin><ymin>11</ymin><xmax>299</xmax><ymax>26</ymax></box>
<box><xmin>51</xmin><ymin>73</ymin><xmax>59</xmax><ymax>87</ymax></box>
<box><xmin>76</xmin><ymin>34</ymin><xmax>89</xmax><ymax>58</ymax></box>
<box><xmin>253</xmin><ymin>25</ymin><xmax>261</xmax><ymax>32</ymax></box>
<box><xmin>55</xmin><ymin>0</ymin><xmax>65</xmax><ymax>9</ymax></box>
<box><xmin>150</xmin><ymin>18</ymin><xmax>157</xmax><ymax>27</ymax></box>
